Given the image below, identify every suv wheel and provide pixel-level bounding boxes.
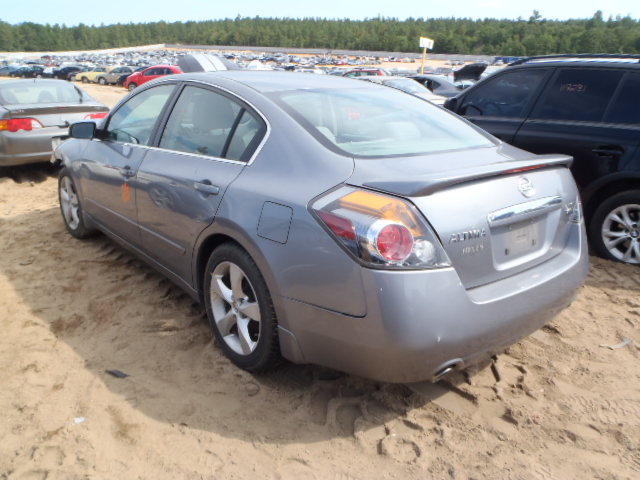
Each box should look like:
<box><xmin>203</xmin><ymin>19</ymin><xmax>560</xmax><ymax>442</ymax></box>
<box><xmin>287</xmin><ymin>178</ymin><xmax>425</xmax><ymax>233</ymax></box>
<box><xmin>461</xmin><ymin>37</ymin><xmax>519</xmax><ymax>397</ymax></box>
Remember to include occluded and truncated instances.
<box><xmin>590</xmin><ymin>191</ymin><xmax>640</xmax><ymax>265</ymax></box>
<box><xmin>98</xmin><ymin>77</ymin><xmax>107</xmax><ymax>85</ymax></box>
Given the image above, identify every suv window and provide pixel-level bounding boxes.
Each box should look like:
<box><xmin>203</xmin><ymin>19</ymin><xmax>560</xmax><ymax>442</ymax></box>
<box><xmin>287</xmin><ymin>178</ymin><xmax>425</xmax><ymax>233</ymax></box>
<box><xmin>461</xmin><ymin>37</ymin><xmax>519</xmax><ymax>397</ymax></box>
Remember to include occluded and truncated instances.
<box><xmin>459</xmin><ymin>69</ymin><xmax>548</xmax><ymax>118</ymax></box>
<box><xmin>531</xmin><ymin>68</ymin><xmax>624</xmax><ymax>122</ymax></box>
<box><xmin>604</xmin><ymin>72</ymin><xmax>640</xmax><ymax>125</ymax></box>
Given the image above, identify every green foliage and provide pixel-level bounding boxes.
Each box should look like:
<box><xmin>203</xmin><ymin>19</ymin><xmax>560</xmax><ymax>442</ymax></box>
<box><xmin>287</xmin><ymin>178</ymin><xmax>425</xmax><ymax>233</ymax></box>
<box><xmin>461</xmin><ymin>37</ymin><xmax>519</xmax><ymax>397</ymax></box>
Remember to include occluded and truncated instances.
<box><xmin>0</xmin><ymin>12</ymin><xmax>639</xmax><ymax>54</ymax></box>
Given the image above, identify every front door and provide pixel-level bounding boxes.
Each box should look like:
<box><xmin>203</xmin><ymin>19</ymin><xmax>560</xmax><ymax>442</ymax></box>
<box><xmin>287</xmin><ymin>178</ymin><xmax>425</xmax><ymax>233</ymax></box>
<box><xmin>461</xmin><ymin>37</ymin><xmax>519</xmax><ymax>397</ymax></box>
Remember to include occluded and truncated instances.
<box><xmin>78</xmin><ymin>84</ymin><xmax>177</xmax><ymax>247</ymax></box>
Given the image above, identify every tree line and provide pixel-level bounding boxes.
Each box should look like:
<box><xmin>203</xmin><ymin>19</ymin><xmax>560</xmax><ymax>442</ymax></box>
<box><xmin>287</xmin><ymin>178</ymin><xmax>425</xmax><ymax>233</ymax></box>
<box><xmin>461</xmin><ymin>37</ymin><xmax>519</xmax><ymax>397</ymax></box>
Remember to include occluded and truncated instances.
<box><xmin>0</xmin><ymin>11</ymin><xmax>639</xmax><ymax>55</ymax></box>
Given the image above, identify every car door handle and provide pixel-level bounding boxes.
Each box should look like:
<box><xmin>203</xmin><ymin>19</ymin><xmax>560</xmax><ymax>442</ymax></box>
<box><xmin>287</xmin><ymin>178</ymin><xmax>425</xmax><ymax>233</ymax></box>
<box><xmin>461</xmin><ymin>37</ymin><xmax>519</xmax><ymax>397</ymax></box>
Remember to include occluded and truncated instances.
<box><xmin>119</xmin><ymin>165</ymin><xmax>136</xmax><ymax>178</ymax></box>
<box><xmin>194</xmin><ymin>181</ymin><xmax>220</xmax><ymax>195</ymax></box>
<box><xmin>591</xmin><ymin>145</ymin><xmax>624</xmax><ymax>157</ymax></box>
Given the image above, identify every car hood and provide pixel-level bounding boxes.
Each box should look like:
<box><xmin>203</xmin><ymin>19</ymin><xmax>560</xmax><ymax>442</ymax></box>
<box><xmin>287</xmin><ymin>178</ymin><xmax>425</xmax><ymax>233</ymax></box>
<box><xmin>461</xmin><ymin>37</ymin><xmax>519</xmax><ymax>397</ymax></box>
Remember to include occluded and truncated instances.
<box><xmin>453</xmin><ymin>63</ymin><xmax>488</xmax><ymax>82</ymax></box>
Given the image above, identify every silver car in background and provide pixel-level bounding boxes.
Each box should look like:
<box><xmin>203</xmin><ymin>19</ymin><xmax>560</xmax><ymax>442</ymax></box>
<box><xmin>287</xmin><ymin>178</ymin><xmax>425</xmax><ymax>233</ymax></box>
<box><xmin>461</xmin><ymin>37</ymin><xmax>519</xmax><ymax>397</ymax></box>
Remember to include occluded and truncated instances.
<box><xmin>0</xmin><ymin>79</ymin><xmax>108</xmax><ymax>167</ymax></box>
<box><xmin>53</xmin><ymin>71</ymin><xmax>588</xmax><ymax>383</ymax></box>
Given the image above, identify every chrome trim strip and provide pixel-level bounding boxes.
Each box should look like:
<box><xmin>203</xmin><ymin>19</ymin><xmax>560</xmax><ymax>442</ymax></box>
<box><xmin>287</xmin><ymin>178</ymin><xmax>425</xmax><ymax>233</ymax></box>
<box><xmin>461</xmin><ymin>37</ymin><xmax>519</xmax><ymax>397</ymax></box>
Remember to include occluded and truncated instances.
<box><xmin>488</xmin><ymin>196</ymin><xmax>562</xmax><ymax>227</ymax></box>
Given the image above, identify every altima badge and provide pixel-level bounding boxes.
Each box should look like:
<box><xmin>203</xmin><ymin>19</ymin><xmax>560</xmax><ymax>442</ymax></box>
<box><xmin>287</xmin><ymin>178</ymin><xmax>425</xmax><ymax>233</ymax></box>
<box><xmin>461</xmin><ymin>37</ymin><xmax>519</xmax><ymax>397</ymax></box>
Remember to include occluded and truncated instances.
<box><xmin>518</xmin><ymin>176</ymin><xmax>535</xmax><ymax>198</ymax></box>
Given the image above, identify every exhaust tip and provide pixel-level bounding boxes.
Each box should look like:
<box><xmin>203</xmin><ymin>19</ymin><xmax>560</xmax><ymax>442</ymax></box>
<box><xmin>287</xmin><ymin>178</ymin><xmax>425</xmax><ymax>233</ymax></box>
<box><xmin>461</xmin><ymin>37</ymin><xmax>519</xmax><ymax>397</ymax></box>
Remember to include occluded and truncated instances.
<box><xmin>431</xmin><ymin>359</ymin><xmax>464</xmax><ymax>383</ymax></box>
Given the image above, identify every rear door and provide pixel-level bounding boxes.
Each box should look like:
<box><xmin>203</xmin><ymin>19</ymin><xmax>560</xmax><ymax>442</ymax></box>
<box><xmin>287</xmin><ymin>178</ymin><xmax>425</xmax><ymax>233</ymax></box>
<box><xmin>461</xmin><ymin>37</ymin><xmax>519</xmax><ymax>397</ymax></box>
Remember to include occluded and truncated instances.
<box><xmin>455</xmin><ymin>68</ymin><xmax>550</xmax><ymax>143</ymax></box>
<box><xmin>136</xmin><ymin>84</ymin><xmax>267</xmax><ymax>283</ymax></box>
<box><xmin>513</xmin><ymin>68</ymin><xmax>640</xmax><ymax>192</ymax></box>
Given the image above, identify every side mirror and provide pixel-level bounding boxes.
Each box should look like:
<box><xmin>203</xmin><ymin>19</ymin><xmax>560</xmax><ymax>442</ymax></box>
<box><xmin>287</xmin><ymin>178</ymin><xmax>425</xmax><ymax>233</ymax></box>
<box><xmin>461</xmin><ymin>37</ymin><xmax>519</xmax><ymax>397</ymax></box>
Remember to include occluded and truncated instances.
<box><xmin>69</xmin><ymin>121</ymin><xmax>96</xmax><ymax>139</ymax></box>
<box><xmin>443</xmin><ymin>97</ymin><xmax>457</xmax><ymax>111</ymax></box>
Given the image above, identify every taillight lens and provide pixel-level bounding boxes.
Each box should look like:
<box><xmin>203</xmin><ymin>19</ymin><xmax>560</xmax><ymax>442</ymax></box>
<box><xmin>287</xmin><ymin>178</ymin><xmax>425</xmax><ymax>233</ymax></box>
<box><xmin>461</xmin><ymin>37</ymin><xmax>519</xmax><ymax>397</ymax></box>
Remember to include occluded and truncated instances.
<box><xmin>312</xmin><ymin>187</ymin><xmax>451</xmax><ymax>269</ymax></box>
<box><xmin>84</xmin><ymin>112</ymin><xmax>108</xmax><ymax>120</ymax></box>
<box><xmin>0</xmin><ymin>118</ymin><xmax>44</xmax><ymax>132</ymax></box>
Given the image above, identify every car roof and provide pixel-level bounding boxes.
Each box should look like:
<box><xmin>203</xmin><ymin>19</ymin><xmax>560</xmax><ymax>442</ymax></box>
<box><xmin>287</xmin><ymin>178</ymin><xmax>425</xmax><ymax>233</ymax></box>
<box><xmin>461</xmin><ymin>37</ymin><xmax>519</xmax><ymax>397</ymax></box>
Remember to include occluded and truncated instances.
<box><xmin>170</xmin><ymin>70</ymin><xmax>379</xmax><ymax>93</ymax></box>
<box><xmin>509</xmin><ymin>54</ymin><xmax>640</xmax><ymax>66</ymax></box>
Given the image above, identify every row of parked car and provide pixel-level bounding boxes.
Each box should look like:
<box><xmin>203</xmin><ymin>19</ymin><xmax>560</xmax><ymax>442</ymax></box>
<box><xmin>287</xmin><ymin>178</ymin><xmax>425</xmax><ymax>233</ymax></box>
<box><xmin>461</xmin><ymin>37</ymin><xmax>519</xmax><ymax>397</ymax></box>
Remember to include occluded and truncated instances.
<box><xmin>0</xmin><ymin>63</ymin><xmax>184</xmax><ymax>91</ymax></box>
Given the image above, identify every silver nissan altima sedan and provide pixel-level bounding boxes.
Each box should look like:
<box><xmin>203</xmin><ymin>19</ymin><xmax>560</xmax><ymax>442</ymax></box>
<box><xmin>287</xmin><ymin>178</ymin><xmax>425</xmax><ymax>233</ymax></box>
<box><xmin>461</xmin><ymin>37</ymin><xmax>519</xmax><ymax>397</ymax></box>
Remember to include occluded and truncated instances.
<box><xmin>53</xmin><ymin>71</ymin><xmax>589</xmax><ymax>383</ymax></box>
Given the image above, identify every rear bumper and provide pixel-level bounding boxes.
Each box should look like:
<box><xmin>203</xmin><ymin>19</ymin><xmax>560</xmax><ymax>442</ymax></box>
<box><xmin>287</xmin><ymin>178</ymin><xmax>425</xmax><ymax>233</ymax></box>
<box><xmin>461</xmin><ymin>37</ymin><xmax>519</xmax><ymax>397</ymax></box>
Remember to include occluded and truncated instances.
<box><xmin>0</xmin><ymin>129</ymin><xmax>66</xmax><ymax>166</ymax></box>
<box><xmin>279</xmin><ymin>221</ymin><xmax>588</xmax><ymax>383</ymax></box>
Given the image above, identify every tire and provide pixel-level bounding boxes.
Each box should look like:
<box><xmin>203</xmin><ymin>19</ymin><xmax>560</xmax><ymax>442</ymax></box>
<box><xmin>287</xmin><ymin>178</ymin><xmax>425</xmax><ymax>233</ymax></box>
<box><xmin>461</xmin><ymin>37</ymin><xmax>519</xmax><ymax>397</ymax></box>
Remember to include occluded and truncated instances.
<box><xmin>590</xmin><ymin>191</ymin><xmax>640</xmax><ymax>265</ymax></box>
<box><xmin>127</xmin><ymin>82</ymin><xmax>137</xmax><ymax>91</ymax></box>
<box><xmin>81</xmin><ymin>76</ymin><xmax>89</xmax><ymax>83</ymax></box>
<box><xmin>98</xmin><ymin>77</ymin><xmax>107</xmax><ymax>85</ymax></box>
<box><xmin>204</xmin><ymin>243</ymin><xmax>280</xmax><ymax>372</ymax></box>
<box><xmin>58</xmin><ymin>167</ymin><xmax>95</xmax><ymax>239</ymax></box>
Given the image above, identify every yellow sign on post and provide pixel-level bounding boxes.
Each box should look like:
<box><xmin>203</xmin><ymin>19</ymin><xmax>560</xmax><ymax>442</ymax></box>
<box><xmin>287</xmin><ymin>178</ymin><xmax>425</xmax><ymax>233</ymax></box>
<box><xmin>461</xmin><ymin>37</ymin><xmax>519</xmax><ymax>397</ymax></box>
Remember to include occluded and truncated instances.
<box><xmin>419</xmin><ymin>37</ymin><xmax>435</xmax><ymax>74</ymax></box>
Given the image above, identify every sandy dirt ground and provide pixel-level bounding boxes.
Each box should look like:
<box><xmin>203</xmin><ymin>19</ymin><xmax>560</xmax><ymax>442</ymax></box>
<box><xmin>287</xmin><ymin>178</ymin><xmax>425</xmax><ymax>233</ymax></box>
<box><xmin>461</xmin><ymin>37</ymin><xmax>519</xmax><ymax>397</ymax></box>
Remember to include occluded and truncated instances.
<box><xmin>1</xmin><ymin>79</ymin><xmax>639</xmax><ymax>480</ymax></box>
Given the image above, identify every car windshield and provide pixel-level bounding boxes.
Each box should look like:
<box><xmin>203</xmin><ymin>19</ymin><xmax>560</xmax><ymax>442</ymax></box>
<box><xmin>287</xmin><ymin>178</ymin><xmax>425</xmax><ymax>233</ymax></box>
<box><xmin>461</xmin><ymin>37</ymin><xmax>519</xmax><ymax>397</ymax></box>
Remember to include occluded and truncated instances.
<box><xmin>272</xmin><ymin>86</ymin><xmax>493</xmax><ymax>157</ymax></box>
<box><xmin>0</xmin><ymin>82</ymin><xmax>95</xmax><ymax>105</ymax></box>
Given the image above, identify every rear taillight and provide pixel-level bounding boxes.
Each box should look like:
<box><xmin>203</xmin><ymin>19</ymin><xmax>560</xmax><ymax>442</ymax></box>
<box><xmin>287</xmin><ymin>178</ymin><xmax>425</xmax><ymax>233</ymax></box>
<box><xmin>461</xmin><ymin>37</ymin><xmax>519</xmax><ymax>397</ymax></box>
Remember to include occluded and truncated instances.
<box><xmin>0</xmin><ymin>118</ymin><xmax>44</xmax><ymax>132</ymax></box>
<box><xmin>312</xmin><ymin>187</ymin><xmax>451</xmax><ymax>269</ymax></box>
<box><xmin>84</xmin><ymin>112</ymin><xmax>108</xmax><ymax>120</ymax></box>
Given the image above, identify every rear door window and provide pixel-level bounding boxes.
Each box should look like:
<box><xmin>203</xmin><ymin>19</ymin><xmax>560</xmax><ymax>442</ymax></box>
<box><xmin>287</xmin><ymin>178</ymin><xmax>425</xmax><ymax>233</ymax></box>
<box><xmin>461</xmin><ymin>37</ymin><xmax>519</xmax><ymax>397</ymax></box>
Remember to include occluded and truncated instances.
<box><xmin>531</xmin><ymin>68</ymin><xmax>624</xmax><ymax>122</ymax></box>
<box><xmin>603</xmin><ymin>72</ymin><xmax>640</xmax><ymax>125</ymax></box>
<box><xmin>459</xmin><ymin>69</ymin><xmax>548</xmax><ymax>118</ymax></box>
<box><xmin>159</xmin><ymin>85</ymin><xmax>265</xmax><ymax>161</ymax></box>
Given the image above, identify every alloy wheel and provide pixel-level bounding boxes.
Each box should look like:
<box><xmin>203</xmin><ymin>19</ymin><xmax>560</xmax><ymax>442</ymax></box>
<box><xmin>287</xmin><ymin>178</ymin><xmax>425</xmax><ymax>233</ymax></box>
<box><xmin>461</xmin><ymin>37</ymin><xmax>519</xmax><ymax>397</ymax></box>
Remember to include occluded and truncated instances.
<box><xmin>209</xmin><ymin>261</ymin><xmax>261</xmax><ymax>356</ymax></box>
<box><xmin>601</xmin><ymin>203</ymin><xmax>640</xmax><ymax>264</ymax></box>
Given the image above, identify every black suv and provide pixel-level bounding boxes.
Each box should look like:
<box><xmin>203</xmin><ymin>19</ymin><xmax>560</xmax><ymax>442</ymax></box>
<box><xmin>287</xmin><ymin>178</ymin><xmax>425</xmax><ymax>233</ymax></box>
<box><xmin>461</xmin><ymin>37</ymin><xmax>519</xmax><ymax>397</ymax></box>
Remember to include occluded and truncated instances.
<box><xmin>445</xmin><ymin>54</ymin><xmax>640</xmax><ymax>265</ymax></box>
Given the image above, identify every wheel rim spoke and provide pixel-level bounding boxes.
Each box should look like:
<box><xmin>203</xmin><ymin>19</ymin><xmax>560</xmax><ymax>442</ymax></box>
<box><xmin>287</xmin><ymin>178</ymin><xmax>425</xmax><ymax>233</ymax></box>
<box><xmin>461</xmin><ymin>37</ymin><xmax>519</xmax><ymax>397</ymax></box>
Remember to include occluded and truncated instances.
<box><xmin>236</xmin><ymin>317</ymin><xmax>256</xmax><ymax>354</ymax></box>
<box><xmin>237</xmin><ymin>300</ymin><xmax>260</xmax><ymax>322</ymax></box>
<box><xmin>216</xmin><ymin>309</ymin><xmax>238</xmax><ymax>336</ymax></box>
<box><xmin>229</xmin><ymin>263</ymin><xmax>245</xmax><ymax>300</ymax></box>
<box><xmin>211</xmin><ymin>270</ymin><xmax>233</xmax><ymax>304</ymax></box>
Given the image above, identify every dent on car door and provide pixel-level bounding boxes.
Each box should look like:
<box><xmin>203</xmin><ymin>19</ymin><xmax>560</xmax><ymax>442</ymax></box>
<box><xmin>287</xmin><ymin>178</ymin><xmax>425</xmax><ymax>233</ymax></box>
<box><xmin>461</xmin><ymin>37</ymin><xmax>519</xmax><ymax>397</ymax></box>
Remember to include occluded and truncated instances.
<box><xmin>78</xmin><ymin>84</ymin><xmax>177</xmax><ymax>247</ymax></box>
<box><xmin>513</xmin><ymin>68</ymin><xmax>639</xmax><ymax>191</ymax></box>
<box><xmin>136</xmin><ymin>84</ymin><xmax>266</xmax><ymax>283</ymax></box>
<box><xmin>457</xmin><ymin>68</ymin><xmax>548</xmax><ymax>143</ymax></box>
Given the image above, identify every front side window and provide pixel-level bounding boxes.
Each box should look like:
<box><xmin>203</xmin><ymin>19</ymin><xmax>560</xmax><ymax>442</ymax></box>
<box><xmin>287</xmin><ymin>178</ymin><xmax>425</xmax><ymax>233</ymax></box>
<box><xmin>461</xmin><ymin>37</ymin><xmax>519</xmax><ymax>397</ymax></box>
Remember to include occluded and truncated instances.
<box><xmin>105</xmin><ymin>84</ymin><xmax>175</xmax><ymax>145</ymax></box>
<box><xmin>159</xmin><ymin>85</ymin><xmax>265</xmax><ymax>161</ymax></box>
<box><xmin>459</xmin><ymin>69</ymin><xmax>548</xmax><ymax>118</ymax></box>
<box><xmin>531</xmin><ymin>68</ymin><xmax>624</xmax><ymax>122</ymax></box>
<box><xmin>274</xmin><ymin>86</ymin><xmax>494</xmax><ymax>157</ymax></box>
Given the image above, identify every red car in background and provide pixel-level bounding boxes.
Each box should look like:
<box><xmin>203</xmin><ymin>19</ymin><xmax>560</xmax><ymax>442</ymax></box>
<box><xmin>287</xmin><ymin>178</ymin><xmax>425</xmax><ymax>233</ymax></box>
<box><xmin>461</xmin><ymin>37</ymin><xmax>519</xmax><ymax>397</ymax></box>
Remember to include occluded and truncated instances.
<box><xmin>124</xmin><ymin>65</ymin><xmax>182</xmax><ymax>91</ymax></box>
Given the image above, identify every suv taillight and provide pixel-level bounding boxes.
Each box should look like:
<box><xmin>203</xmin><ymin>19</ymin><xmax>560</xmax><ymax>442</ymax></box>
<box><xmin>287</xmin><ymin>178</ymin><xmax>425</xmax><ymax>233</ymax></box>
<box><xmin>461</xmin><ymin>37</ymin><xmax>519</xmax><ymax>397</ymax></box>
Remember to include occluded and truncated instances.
<box><xmin>0</xmin><ymin>118</ymin><xmax>44</xmax><ymax>132</ymax></box>
<box><xmin>312</xmin><ymin>187</ymin><xmax>451</xmax><ymax>269</ymax></box>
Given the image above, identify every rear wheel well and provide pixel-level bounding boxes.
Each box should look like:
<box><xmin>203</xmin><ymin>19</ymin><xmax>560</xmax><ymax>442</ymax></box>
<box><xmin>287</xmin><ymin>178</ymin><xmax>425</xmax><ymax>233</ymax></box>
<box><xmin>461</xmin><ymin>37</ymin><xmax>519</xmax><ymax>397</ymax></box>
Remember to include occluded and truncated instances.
<box><xmin>583</xmin><ymin>179</ymin><xmax>640</xmax><ymax>224</ymax></box>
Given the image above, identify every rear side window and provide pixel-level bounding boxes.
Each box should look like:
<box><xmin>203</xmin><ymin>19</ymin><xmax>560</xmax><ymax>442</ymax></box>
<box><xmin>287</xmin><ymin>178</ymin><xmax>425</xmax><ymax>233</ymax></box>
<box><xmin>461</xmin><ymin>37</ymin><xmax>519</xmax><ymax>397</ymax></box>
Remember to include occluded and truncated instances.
<box><xmin>531</xmin><ymin>68</ymin><xmax>624</xmax><ymax>122</ymax></box>
<box><xmin>604</xmin><ymin>72</ymin><xmax>640</xmax><ymax>125</ymax></box>
<box><xmin>459</xmin><ymin>69</ymin><xmax>548</xmax><ymax>118</ymax></box>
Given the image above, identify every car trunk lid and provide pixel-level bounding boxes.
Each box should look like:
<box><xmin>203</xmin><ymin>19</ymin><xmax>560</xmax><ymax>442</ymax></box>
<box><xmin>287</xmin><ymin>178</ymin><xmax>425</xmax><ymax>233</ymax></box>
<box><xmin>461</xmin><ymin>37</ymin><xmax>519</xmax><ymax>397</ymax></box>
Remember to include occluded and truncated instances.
<box><xmin>2</xmin><ymin>104</ymin><xmax>108</xmax><ymax>128</ymax></box>
<box><xmin>348</xmin><ymin>146</ymin><xmax>578</xmax><ymax>289</ymax></box>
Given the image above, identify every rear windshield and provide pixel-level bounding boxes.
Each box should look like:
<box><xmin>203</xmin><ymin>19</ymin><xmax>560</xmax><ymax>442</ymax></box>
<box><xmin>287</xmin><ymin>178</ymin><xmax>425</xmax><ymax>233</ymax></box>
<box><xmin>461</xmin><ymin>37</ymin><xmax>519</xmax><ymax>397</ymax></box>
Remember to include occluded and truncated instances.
<box><xmin>0</xmin><ymin>82</ymin><xmax>96</xmax><ymax>105</ymax></box>
<box><xmin>271</xmin><ymin>86</ymin><xmax>494</xmax><ymax>157</ymax></box>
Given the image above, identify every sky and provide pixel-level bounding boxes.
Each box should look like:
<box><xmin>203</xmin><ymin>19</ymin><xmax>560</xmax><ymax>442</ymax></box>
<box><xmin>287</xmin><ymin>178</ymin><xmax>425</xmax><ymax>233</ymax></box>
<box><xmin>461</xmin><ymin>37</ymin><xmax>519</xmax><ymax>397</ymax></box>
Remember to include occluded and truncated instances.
<box><xmin>1</xmin><ymin>0</ymin><xmax>638</xmax><ymax>27</ymax></box>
